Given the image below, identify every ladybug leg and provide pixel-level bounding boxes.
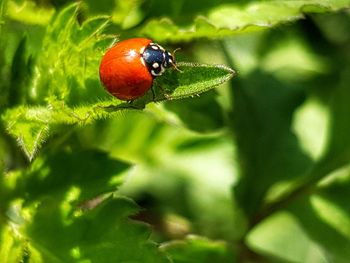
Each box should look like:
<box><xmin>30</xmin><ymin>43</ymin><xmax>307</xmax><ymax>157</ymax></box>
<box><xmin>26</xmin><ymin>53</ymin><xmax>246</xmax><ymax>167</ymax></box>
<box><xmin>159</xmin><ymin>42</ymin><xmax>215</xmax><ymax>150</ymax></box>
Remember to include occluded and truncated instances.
<box><xmin>151</xmin><ymin>83</ymin><xmax>172</xmax><ymax>101</ymax></box>
<box><xmin>158</xmin><ymin>85</ymin><xmax>172</xmax><ymax>100</ymax></box>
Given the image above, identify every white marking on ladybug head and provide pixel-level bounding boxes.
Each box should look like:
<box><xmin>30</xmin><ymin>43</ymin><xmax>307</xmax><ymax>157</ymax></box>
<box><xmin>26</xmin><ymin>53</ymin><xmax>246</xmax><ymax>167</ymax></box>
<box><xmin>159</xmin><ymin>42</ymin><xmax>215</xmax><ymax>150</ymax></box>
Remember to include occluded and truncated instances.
<box><xmin>152</xmin><ymin>62</ymin><xmax>159</xmax><ymax>69</ymax></box>
<box><xmin>140</xmin><ymin>46</ymin><xmax>146</xmax><ymax>54</ymax></box>
<box><xmin>151</xmin><ymin>65</ymin><xmax>165</xmax><ymax>76</ymax></box>
<box><xmin>151</xmin><ymin>45</ymin><xmax>159</xmax><ymax>50</ymax></box>
<box><xmin>140</xmin><ymin>57</ymin><xmax>146</xmax><ymax>66</ymax></box>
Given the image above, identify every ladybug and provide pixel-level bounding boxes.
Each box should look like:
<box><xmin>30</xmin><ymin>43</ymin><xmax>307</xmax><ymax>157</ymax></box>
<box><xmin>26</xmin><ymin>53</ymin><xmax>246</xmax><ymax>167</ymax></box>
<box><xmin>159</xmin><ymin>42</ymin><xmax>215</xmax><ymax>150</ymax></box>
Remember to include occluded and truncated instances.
<box><xmin>99</xmin><ymin>38</ymin><xmax>176</xmax><ymax>101</ymax></box>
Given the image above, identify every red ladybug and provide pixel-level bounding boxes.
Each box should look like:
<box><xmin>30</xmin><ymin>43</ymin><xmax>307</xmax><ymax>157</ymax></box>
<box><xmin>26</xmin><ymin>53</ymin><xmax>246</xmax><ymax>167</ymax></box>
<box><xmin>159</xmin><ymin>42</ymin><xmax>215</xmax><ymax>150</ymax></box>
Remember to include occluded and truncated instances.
<box><xmin>99</xmin><ymin>38</ymin><xmax>176</xmax><ymax>101</ymax></box>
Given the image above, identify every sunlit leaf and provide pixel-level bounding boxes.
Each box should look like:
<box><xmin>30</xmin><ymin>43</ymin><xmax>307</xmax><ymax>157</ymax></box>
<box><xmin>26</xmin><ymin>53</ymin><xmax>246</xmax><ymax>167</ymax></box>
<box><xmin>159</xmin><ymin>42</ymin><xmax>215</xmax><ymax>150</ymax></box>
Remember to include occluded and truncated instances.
<box><xmin>7</xmin><ymin>149</ymin><xmax>130</xmax><ymax>202</ymax></box>
<box><xmin>26</xmin><ymin>197</ymin><xmax>170</xmax><ymax>263</ymax></box>
<box><xmin>230</xmin><ymin>70</ymin><xmax>313</xmax><ymax>217</ymax></box>
<box><xmin>150</xmin><ymin>62</ymin><xmax>236</xmax><ymax>102</ymax></box>
<box><xmin>141</xmin><ymin>1</ymin><xmax>350</xmax><ymax>42</ymax></box>
<box><xmin>6</xmin><ymin>0</ymin><xmax>54</xmax><ymax>25</ymax></box>
<box><xmin>161</xmin><ymin>235</ymin><xmax>235</xmax><ymax>263</ymax></box>
<box><xmin>30</xmin><ymin>3</ymin><xmax>112</xmax><ymax>105</ymax></box>
<box><xmin>288</xmin><ymin>170</ymin><xmax>350</xmax><ymax>262</ymax></box>
<box><xmin>247</xmin><ymin>211</ymin><xmax>328</xmax><ymax>262</ymax></box>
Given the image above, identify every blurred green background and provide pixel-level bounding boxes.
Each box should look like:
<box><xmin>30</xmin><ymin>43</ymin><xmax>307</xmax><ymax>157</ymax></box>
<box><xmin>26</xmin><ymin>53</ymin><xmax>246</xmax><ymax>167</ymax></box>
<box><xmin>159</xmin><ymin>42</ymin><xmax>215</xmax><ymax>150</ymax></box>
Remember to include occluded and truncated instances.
<box><xmin>1</xmin><ymin>0</ymin><xmax>350</xmax><ymax>262</ymax></box>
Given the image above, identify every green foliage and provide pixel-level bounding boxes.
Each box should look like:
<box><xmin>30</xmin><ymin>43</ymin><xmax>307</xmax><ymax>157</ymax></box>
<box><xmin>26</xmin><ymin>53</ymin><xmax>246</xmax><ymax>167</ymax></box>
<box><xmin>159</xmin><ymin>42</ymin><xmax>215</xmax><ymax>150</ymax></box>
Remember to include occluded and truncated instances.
<box><xmin>1</xmin><ymin>149</ymin><xmax>170</xmax><ymax>263</ymax></box>
<box><xmin>141</xmin><ymin>0</ymin><xmax>350</xmax><ymax>42</ymax></box>
<box><xmin>27</xmin><ymin>197</ymin><xmax>169</xmax><ymax>263</ymax></box>
<box><xmin>231</xmin><ymin>70</ymin><xmax>312</xmax><ymax>218</ymax></box>
<box><xmin>161</xmin><ymin>235</ymin><xmax>234</xmax><ymax>263</ymax></box>
<box><xmin>1</xmin><ymin>0</ymin><xmax>350</xmax><ymax>262</ymax></box>
<box><xmin>29</xmin><ymin>4</ymin><xmax>111</xmax><ymax>105</ymax></box>
<box><xmin>2</xmin><ymin>62</ymin><xmax>234</xmax><ymax>160</ymax></box>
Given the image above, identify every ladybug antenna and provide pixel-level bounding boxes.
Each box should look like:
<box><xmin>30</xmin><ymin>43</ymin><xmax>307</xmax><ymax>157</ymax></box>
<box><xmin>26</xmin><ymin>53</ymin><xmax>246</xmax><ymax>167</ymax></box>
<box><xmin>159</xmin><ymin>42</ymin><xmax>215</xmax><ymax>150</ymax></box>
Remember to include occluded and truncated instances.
<box><xmin>171</xmin><ymin>48</ymin><xmax>183</xmax><ymax>73</ymax></box>
<box><xmin>173</xmin><ymin>47</ymin><xmax>181</xmax><ymax>55</ymax></box>
<box><xmin>109</xmin><ymin>35</ymin><xmax>120</xmax><ymax>48</ymax></box>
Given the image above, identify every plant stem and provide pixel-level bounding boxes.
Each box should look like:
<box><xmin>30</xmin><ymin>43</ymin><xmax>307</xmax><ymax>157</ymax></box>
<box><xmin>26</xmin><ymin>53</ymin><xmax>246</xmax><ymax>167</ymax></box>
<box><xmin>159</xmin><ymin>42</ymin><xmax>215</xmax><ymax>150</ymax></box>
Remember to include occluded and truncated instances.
<box><xmin>250</xmin><ymin>152</ymin><xmax>350</xmax><ymax>228</ymax></box>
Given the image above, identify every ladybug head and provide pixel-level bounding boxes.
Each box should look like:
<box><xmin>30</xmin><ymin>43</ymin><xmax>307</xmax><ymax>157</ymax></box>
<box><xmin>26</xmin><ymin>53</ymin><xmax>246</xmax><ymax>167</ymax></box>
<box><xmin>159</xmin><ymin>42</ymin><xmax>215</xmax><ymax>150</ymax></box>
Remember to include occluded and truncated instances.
<box><xmin>142</xmin><ymin>43</ymin><xmax>176</xmax><ymax>77</ymax></box>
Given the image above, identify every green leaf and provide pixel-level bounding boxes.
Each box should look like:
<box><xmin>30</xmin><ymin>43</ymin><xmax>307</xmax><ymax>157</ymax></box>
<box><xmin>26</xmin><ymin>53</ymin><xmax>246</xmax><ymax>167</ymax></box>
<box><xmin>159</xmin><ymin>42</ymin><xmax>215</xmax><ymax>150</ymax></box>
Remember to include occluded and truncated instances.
<box><xmin>30</xmin><ymin>3</ymin><xmax>112</xmax><ymax>105</ymax></box>
<box><xmin>230</xmin><ymin>70</ymin><xmax>312</xmax><ymax>218</ymax></box>
<box><xmin>256</xmin><ymin>67</ymin><xmax>350</xmax><ymax>227</ymax></box>
<box><xmin>287</xmin><ymin>172</ymin><xmax>350</xmax><ymax>262</ymax></box>
<box><xmin>141</xmin><ymin>0</ymin><xmax>350</xmax><ymax>42</ymax></box>
<box><xmin>6</xmin><ymin>0</ymin><xmax>54</xmax><ymax>25</ymax></box>
<box><xmin>9</xmin><ymin>36</ymin><xmax>33</xmax><ymax>106</ymax></box>
<box><xmin>0</xmin><ymin>0</ymin><xmax>5</xmax><ymax>33</ymax></box>
<box><xmin>2</xmin><ymin>148</ymin><xmax>161</xmax><ymax>263</ymax></box>
<box><xmin>276</xmin><ymin>70</ymin><xmax>350</xmax><ymax>262</ymax></box>
<box><xmin>1</xmin><ymin>100</ymin><xmax>118</xmax><ymax>160</ymax></box>
<box><xmin>0</xmin><ymin>224</ymin><xmax>28</xmax><ymax>263</ymax></box>
<box><xmin>26</xmin><ymin>197</ymin><xmax>170</xmax><ymax>263</ymax></box>
<box><xmin>5</xmin><ymin>117</ymin><xmax>49</xmax><ymax>162</ymax></box>
<box><xmin>319</xmin><ymin>69</ymin><xmax>350</xmax><ymax>173</ymax></box>
<box><xmin>164</xmin><ymin>91</ymin><xmax>225</xmax><ymax>133</ymax></box>
<box><xmin>161</xmin><ymin>235</ymin><xmax>235</xmax><ymax>263</ymax></box>
<box><xmin>111</xmin><ymin>0</ymin><xmax>145</xmax><ymax>29</ymax></box>
<box><xmin>153</xmin><ymin>62</ymin><xmax>236</xmax><ymax>101</ymax></box>
<box><xmin>7</xmin><ymin>149</ymin><xmax>130</xmax><ymax>203</ymax></box>
<box><xmin>246</xmin><ymin>211</ymin><xmax>328</xmax><ymax>262</ymax></box>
